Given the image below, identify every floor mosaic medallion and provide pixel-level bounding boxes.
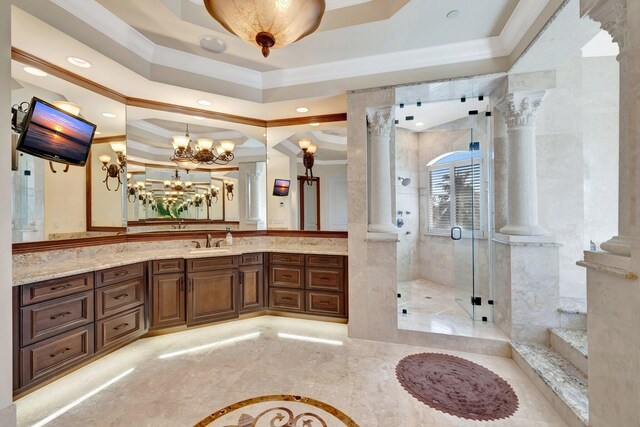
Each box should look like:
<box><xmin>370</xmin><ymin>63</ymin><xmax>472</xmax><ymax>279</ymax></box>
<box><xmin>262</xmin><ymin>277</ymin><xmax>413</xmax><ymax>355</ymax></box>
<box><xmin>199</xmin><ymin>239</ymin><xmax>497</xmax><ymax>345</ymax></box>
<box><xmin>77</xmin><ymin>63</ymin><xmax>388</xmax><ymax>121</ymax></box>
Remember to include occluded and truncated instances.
<box><xmin>396</xmin><ymin>352</ymin><xmax>519</xmax><ymax>421</ymax></box>
<box><xmin>194</xmin><ymin>394</ymin><xmax>359</xmax><ymax>427</ymax></box>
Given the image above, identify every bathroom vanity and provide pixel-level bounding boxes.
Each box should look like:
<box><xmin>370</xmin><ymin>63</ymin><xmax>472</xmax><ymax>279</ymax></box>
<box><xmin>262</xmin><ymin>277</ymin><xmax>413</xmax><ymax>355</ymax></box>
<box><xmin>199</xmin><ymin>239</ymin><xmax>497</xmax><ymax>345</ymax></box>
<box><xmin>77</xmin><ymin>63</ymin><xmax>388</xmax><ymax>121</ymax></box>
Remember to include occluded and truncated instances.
<box><xmin>12</xmin><ymin>244</ymin><xmax>348</xmax><ymax>397</ymax></box>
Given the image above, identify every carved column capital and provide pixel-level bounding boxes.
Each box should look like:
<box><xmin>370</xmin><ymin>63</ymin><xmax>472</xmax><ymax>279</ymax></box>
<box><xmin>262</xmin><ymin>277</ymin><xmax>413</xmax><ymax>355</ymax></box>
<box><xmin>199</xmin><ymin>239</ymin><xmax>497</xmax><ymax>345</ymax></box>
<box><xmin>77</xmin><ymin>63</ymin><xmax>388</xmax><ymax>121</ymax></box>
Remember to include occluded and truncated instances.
<box><xmin>581</xmin><ymin>0</ymin><xmax>628</xmax><ymax>56</ymax></box>
<box><xmin>498</xmin><ymin>91</ymin><xmax>546</xmax><ymax>129</ymax></box>
<box><xmin>366</xmin><ymin>107</ymin><xmax>394</xmax><ymax>138</ymax></box>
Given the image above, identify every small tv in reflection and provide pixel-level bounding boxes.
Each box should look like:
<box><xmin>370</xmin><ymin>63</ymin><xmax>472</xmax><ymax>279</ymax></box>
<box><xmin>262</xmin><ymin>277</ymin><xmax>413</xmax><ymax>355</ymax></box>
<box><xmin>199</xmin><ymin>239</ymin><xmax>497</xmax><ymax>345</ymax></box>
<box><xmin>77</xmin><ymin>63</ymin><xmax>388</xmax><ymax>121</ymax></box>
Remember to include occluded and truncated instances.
<box><xmin>273</xmin><ymin>179</ymin><xmax>290</xmax><ymax>196</ymax></box>
<box><xmin>16</xmin><ymin>97</ymin><xmax>96</xmax><ymax>166</ymax></box>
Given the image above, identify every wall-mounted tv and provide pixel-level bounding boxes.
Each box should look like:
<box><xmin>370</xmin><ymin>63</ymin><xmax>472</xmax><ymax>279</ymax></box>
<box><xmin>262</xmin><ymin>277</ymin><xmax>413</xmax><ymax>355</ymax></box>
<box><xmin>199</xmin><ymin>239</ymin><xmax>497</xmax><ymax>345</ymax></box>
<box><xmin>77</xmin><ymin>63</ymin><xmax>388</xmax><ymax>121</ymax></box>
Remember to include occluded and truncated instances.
<box><xmin>16</xmin><ymin>97</ymin><xmax>96</xmax><ymax>166</ymax></box>
<box><xmin>273</xmin><ymin>179</ymin><xmax>290</xmax><ymax>196</ymax></box>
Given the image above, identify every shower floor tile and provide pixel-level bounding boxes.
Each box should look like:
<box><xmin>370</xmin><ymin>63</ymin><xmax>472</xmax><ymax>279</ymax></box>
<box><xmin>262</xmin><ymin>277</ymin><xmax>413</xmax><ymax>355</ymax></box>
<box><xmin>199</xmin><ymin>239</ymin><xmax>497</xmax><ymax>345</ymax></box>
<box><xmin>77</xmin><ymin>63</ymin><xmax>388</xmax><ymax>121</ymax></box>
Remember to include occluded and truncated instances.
<box><xmin>398</xmin><ymin>279</ymin><xmax>509</xmax><ymax>341</ymax></box>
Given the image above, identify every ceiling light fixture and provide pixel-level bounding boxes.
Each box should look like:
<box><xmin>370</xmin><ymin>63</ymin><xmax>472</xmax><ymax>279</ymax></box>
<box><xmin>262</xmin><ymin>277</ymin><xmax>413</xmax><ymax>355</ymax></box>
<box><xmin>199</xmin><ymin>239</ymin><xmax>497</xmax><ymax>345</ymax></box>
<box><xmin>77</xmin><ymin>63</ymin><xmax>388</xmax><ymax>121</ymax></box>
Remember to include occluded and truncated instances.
<box><xmin>197</xmin><ymin>99</ymin><xmax>212</xmax><ymax>106</ymax></box>
<box><xmin>102</xmin><ymin>112</ymin><xmax>117</xmax><ymax>118</ymax></box>
<box><xmin>198</xmin><ymin>35</ymin><xmax>228</xmax><ymax>54</ymax></box>
<box><xmin>298</xmin><ymin>138</ymin><xmax>317</xmax><ymax>186</ymax></box>
<box><xmin>204</xmin><ymin>0</ymin><xmax>325</xmax><ymax>58</ymax></box>
<box><xmin>415</xmin><ymin>122</ymin><xmax>424</xmax><ymax>127</ymax></box>
<box><xmin>24</xmin><ymin>67</ymin><xmax>48</xmax><ymax>77</ymax></box>
<box><xmin>296</xmin><ymin>106</ymin><xmax>310</xmax><ymax>113</ymax></box>
<box><xmin>66</xmin><ymin>56</ymin><xmax>92</xmax><ymax>68</ymax></box>
<box><xmin>447</xmin><ymin>10</ymin><xmax>460</xmax><ymax>19</ymax></box>
<box><xmin>170</xmin><ymin>123</ymin><xmax>235</xmax><ymax>167</ymax></box>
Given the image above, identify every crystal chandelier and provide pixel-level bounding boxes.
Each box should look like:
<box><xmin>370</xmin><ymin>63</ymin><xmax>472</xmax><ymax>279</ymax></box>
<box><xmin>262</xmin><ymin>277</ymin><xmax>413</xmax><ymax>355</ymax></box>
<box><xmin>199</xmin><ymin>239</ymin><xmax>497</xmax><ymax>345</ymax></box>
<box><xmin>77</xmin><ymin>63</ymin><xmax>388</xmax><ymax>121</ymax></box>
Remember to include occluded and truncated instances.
<box><xmin>171</xmin><ymin>123</ymin><xmax>235</xmax><ymax>167</ymax></box>
<box><xmin>204</xmin><ymin>0</ymin><xmax>326</xmax><ymax>58</ymax></box>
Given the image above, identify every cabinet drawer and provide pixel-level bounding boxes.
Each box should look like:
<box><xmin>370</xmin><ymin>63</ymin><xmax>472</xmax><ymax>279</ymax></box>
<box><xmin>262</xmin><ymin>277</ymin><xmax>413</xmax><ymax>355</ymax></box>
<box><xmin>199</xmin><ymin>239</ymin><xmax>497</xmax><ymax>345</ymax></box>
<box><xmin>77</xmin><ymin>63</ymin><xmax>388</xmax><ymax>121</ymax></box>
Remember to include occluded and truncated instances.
<box><xmin>306</xmin><ymin>255</ymin><xmax>343</xmax><ymax>268</ymax></box>
<box><xmin>95</xmin><ymin>263</ymin><xmax>144</xmax><ymax>288</ymax></box>
<box><xmin>21</xmin><ymin>274</ymin><xmax>93</xmax><ymax>306</ymax></box>
<box><xmin>187</xmin><ymin>256</ymin><xmax>238</xmax><ymax>272</ymax></box>
<box><xmin>307</xmin><ymin>291</ymin><xmax>345</xmax><ymax>316</ymax></box>
<box><xmin>269</xmin><ymin>253</ymin><xmax>304</xmax><ymax>266</ymax></box>
<box><xmin>241</xmin><ymin>253</ymin><xmax>263</xmax><ymax>266</ymax></box>
<box><xmin>270</xmin><ymin>266</ymin><xmax>304</xmax><ymax>289</ymax></box>
<box><xmin>95</xmin><ymin>278</ymin><xmax>144</xmax><ymax>320</ymax></box>
<box><xmin>152</xmin><ymin>259</ymin><xmax>184</xmax><ymax>274</ymax></box>
<box><xmin>96</xmin><ymin>306</ymin><xmax>145</xmax><ymax>352</ymax></box>
<box><xmin>306</xmin><ymin>268</ymin><xmax>344</xmax><ymax>292</ymax></box>
<box><xmin>20</xmin><ymin>324</ymin><xmax>94</xmax><ymax>387</ymax></box>
<box><xmin>269</xmin><ymin>288</ymin><xmax>304</xmax><ymax>312</ymax></box>
<box><xmin>21</xmin><ymin>291</ymin><xmax>94</xmax><ymax>347</ymax></box>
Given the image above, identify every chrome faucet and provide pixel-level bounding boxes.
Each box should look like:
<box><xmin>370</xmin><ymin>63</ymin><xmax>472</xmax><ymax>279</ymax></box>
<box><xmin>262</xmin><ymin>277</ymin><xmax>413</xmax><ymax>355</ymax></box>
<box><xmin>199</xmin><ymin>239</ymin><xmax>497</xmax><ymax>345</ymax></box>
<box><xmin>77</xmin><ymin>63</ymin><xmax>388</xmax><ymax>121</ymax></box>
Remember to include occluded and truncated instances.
<box><xmin>206</xmin><ymin>234</ymin><xmax>213</xmax><ymax>248</ymax></box>
<box><xmin>192</xmin><ymin>241</ymin><xmax>201</xmax><ymax>249</ymax></box>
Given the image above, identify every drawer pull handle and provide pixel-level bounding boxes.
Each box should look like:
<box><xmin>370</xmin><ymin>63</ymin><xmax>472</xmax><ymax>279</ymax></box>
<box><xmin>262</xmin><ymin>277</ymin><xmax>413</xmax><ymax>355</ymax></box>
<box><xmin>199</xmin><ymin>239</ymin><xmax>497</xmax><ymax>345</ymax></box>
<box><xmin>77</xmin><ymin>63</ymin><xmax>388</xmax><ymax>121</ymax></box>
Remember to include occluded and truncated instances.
<box><xmin>50</xmin><ymin>284</ymin><xmax>73</xmax><ymax>291</ymax></box>
<box><xmin>320</xmin><ymin>277</ymin><xmax>330</xmax><ymax>281</ymax></box>
<box><xmin>114</xmin><ymin>271</ymin><xmax>129</xmax><ymax>277</ymax></box>
<box><xmin>281</xmin><ymin>297</ymin><xmax>292</xmax><ymax>301</ymax></box>
<box><xmin>319</xmin><ymin>301</ymin><xmax>331</xmax><ymax>305</ymax></box>
<box><xmin>50</xmin><ymin>347</ymin><xmax>71</xmax><ymax>358</ymax></box>
<box><xmin>50</xmin><ymin>311</ymin><xmax>72</xmax><ymax>320</ymax></box>
<box><xmin>113</xmin><ymin>293</ymin><xmax>129</xmax><ymax>300</ymax></box>
<box><xmin>113</xmin><ymin>323</ymin><xmax>130</xmax><ymax>331</ymax></box>
<box><xmin>282</xmin><ymin>275</ymin><xmax>293</xmax><ymax>279</ymax></box>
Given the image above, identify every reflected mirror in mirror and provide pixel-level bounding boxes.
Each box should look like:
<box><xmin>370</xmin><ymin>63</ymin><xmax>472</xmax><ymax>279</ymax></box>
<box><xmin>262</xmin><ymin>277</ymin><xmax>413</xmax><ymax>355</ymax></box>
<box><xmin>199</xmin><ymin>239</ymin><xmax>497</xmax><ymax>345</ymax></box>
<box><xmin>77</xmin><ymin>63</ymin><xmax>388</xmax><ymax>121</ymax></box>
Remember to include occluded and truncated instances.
<box><xmin>125</xmin><ymin>106</ymin><xmax>266</xmax><ymax>232</ymax></box>
<box><xmin>10</xmin><ymin>59</ymin><xmax>126</xmax><ymax>243</ymax></box>
<box><xmin>267</xmin><ymin>123</ymin><xmax>347</xmax><ymax>231</ymax></box>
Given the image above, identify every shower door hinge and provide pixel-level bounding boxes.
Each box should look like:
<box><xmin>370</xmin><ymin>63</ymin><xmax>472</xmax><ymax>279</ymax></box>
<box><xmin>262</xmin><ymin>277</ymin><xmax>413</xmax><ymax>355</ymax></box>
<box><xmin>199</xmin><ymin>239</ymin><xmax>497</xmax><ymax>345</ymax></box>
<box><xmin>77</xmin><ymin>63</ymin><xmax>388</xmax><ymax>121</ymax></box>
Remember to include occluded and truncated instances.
<box><xmin>471</xmin><ymin>297</ymin><xmax>482</xmax><ymax>306</ymax></box>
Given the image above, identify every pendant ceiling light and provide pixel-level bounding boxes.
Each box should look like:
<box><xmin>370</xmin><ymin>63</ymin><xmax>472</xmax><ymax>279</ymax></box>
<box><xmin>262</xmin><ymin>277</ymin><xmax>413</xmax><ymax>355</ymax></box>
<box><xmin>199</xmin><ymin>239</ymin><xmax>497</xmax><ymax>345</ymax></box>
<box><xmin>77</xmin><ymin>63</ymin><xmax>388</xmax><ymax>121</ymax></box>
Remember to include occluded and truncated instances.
<box><xmin>203</xmin><ymin>0</ymin><xmax>326</xmax><ymax>58</ymax></box>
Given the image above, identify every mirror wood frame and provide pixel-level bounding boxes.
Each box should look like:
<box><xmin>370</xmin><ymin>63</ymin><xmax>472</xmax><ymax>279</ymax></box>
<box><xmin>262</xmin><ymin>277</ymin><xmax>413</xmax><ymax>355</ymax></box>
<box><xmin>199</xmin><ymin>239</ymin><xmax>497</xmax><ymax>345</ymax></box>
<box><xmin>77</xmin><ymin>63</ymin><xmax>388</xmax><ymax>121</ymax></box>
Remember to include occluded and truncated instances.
<box><xmin>11</xmin><ymin>48</ymin><xmax>347</xmax><ymax>252</ymax></box>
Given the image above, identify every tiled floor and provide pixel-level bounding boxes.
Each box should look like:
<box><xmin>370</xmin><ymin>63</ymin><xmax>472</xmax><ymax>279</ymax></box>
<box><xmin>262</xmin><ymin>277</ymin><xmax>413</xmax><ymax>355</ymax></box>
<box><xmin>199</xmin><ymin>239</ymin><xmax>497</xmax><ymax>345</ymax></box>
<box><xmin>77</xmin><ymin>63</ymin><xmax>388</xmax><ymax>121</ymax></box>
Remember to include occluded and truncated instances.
<box><xmin>397</xmin><ymin>279</ymin><xmax>509</xmax><ymax>341</ymax></box>
<box><xmin>15</xmin><ymin>316</ymin><xmax>568</xmax><ymax>426</ymax></box>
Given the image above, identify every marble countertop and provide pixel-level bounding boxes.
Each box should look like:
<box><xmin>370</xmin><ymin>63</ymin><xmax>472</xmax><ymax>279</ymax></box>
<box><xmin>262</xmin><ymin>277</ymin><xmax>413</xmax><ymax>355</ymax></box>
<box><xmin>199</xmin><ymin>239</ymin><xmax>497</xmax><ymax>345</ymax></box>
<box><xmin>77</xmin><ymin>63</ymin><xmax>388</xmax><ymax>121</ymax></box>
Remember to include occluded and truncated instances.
<box><xmin>13</xmin><ymin>244</ymin><xmax>347</xmax><ymax>287</ymax></box>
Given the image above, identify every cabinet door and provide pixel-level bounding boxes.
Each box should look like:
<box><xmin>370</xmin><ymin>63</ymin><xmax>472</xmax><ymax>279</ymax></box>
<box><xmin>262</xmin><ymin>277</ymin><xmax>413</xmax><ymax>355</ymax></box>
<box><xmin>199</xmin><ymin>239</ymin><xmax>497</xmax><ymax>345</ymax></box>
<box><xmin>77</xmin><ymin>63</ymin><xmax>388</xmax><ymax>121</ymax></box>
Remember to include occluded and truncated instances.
<box><xmin>187</xmin><ymin>269</ymin><xmax>238</xmax><ymax>325</ymax></box>
<box><xmin>151</xmin><ymin>273</ymin><xmax>186</xmax><ymax>329</ymax></box>
<box><xmin>239</xmin><ymin>265</ymin><xmax>263</xmax><ymax>313</ymax></box>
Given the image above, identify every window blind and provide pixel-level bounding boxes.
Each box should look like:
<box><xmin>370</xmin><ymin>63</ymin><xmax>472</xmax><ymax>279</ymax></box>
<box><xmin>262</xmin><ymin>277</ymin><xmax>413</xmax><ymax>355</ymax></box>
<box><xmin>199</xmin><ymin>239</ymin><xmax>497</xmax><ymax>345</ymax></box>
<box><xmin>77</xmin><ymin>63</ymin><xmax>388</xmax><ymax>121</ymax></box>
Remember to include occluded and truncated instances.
<box><xmin>454</xmin><ymin>163</ymin><xmax>481</xmax><ymax>231</ymax></box>
<box><xmin>428</xmin><ymin>167</ymin><xmax>451</xmax><ymax>230</ymax></box>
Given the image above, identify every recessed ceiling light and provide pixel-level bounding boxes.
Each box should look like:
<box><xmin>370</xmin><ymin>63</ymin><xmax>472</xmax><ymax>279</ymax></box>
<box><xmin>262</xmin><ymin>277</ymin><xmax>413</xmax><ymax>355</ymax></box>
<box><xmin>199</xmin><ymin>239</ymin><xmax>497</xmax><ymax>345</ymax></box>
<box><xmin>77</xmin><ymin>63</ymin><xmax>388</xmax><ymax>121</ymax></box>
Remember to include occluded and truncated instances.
<box><xmin>66</xmin><ymin>57</ymin><xmax>92</xmax><ymax>68</ymax></box>
<box><xmin>309</xmin><ymin>122</ymin><xmax>320</xmax><ymax>127</ymax></box>
<box><xmin>95</xmin><ymin>131</ymin><xmax>102</xmax><ymax>135</ymax></box>
<box><xmin>415</xmin><ymin>122</ymin><xmax>424</xmax><ymax>126</ymax></box>
<box><xmin>24</xmin><ymin>67</ymin><xmax>47</xmax><ymax>77</ymax></box>
<box><xmin>447</xmin><ymin>10</ymin><xmax>460</xmax><ymax>19</ymax></box>
<box><xmin>296</xmin><ymin>107</ymin><xmax>310</xmax><ymax>113</ymax></box>
<box><xmin>102</xmin><ymin>112</ymin><xmax>117</xmax><ymax>118</ymax></box>
<box><xmin>193</xmin><ymin>116</ymin><xmax>205</xmax><ymax>120</ymax></box>
<box><xmin>197</xmin><ymin>99</ymin><xmax>212</xmax><ymax>106</ymax></box>
<box><xmin>199</xmin><ymin>36</ymin><xmax>227</xmax><ymax>54</ymax></box>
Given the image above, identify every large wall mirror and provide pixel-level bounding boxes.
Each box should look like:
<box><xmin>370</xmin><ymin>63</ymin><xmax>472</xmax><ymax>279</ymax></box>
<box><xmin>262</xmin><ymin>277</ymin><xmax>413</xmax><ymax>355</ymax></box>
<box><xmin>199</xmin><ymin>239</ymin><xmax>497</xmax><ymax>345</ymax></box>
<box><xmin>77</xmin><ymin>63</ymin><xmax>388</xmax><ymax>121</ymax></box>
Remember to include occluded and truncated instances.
<box><xmin>11</xmin><ymin>59</ymin><xmax>126</xmax><ymax>243</ymax></box>
<box><xmin>125</xmin><ymin>106</ymin><xmax>266</xmax><ymax>231</ymax></box>
<box><xmin>266</xmin><ymin>123</ymin><xmax>348</xmax><ymax>231</ymax></box>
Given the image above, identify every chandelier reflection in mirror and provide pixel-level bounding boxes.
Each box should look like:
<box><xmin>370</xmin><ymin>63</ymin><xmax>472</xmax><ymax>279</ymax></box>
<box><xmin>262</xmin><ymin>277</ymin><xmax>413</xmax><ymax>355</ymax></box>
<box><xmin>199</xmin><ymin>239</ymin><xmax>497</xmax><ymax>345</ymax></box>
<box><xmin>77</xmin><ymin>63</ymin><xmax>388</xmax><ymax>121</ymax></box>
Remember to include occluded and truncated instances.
<box><xmin>164</xmin><ymin>169</ymin><xmax>193</xmax><ymax>192</ymax></box>
<box><xmin>170</xmin><ymin>123</ymin><xmax>235</xmax><ymax>167</ymax></box>
<box><xmin>99</xmin><ymin>142</ymin><xmax>127</xmax><ymax>191</ymax></box>
<box><xmin>204</xmin><ymin>0</ymin><xmax>325</xmax><ymax>58</ymax></box>
<box><xmin>298</xmin><ymin>138</ymin><xmax>317</xmax><ymax>186</ymax></box>
<box><xmin>224</xmin><ymin>180</ymin><xmax>235</xmax><ymax>201</ymax></box>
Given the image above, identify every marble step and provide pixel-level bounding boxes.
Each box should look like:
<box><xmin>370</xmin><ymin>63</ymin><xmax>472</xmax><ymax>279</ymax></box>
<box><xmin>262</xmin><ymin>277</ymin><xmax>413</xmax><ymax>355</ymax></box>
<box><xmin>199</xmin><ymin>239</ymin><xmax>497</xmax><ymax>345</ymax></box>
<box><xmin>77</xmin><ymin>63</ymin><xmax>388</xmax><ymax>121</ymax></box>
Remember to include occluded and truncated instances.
<box><xmin>512</xmin><ymin>342</ymin><xmax>588</xmax><ymax>427</ymax></box>
<box><xmin>550</xmin><ymin>328</ymin><xmax>588</xmax><ymax>375</ymax></box>
<box><xmin>558</xmin><ymin>297</ymin><xmax>587</xmax><ymax>331</ymax></box>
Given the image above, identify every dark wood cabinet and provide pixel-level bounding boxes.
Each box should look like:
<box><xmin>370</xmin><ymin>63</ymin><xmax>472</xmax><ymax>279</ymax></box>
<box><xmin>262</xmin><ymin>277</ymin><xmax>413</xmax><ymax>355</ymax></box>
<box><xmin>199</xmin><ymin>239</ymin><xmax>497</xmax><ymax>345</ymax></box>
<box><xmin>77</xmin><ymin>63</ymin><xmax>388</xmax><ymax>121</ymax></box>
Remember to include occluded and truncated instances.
<box><xmin>270</xmin><ymin>265</ymin><xmax>304</xmax><ymax>288</ymax></box>
<box><xmin>151</xmin><ymin>273</ymin><xmax>186</xmax><ymax>329</ymax></box>
<box><xmin>20</xmin><ymin>273</ymin><xmax>93</xmax><ymax>306</ymax></box>
<box><xmin>95</xmin><ymin>278</ymin><xmax>144</xmax><ymax>320</ymax></box>
<box><xmin>269</xmin><ymin>288</ymin><xmax>304</xmax><ymax>312</ymax></box>
<box><xmin>96</xmin><ymin>306</ymin><xmax>145</xmax><ymax>352</ymax></box>
<box><xmin>239</xmin><ymin>265</ymin><xmax>264</xmax><ymax>313</ymax></box>
<box><xmin>269</xmin><ymin>253</ymin><xmax>305</xmax><ymax>266</ymax></box>
<box><xmin>187</xmin><ymin>269</ymin><xmax>238</xmax><ymax>325</ymax></box>
<box><xmin>306</xmin><ymin>267</ymin><xmax>344</xmax><ymax>292</ymax></box>
<box><xmin>307</xmin><ymin>291</ymin><xmax>345</xmax><ymax>316</ymax></box>
<box><xmin>95</xmin><ymin>263</ymin><xmax>144</xmax><ymax>288</ymax></box>
<box><xmin>152</xmin><ymin>259</ymin><xmax>184</xmax><ymax>274</ymax></box>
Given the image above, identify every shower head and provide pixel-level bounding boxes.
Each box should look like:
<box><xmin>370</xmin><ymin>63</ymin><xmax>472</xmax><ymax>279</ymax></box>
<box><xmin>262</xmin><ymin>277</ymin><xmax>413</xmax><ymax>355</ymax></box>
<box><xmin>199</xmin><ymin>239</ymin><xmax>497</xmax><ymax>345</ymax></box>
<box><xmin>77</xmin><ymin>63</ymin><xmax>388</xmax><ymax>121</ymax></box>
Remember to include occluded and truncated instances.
<box><xmin>398</xmin><ymin>177</ymin><xmax>411</xmax><ymax>186</ymax></box>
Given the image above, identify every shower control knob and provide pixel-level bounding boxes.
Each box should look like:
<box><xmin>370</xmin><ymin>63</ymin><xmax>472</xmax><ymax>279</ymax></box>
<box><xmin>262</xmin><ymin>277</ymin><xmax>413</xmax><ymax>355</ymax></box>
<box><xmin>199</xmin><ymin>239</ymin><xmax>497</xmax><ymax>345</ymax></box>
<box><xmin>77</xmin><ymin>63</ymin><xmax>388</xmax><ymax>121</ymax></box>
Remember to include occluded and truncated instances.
<box><xmin>396</xmin><ymin>218</ymin><xmax>404</xmax><ymax>228</ymax></box>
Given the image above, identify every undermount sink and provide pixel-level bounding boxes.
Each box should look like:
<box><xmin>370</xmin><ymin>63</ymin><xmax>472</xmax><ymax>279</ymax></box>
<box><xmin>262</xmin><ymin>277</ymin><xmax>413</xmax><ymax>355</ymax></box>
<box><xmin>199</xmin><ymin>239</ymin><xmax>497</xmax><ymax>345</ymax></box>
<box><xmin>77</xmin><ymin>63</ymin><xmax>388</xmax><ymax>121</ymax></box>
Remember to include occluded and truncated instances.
<box><xmin>189</xmin><ymin>247</ymin><xmax>231</xmax><ymax>255</ymax></box>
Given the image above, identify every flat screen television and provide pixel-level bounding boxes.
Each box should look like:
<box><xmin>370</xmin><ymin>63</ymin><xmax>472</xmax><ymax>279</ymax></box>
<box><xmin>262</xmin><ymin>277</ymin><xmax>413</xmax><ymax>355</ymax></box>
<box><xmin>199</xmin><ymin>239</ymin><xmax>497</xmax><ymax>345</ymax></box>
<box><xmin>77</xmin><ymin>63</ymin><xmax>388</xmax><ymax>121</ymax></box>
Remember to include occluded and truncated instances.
<box><xmin>16</xmin><ymin>97</ymin><xmax>96</xmax><ymax>166</ymax></box>
<box><xmin>273</xmin><ymin>179</ymin><xmax>290</xmax><ymax>196</ymax></box>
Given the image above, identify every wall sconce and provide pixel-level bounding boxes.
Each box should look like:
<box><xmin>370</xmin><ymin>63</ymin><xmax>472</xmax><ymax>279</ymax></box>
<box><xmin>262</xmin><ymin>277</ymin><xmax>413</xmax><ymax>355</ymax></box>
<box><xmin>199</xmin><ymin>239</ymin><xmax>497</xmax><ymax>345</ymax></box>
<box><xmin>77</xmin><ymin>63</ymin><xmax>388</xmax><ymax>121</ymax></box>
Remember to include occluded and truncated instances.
<box><xmin>224</xmin><ymin>180</ymin><xmax>235</xmax><ymax>201</ymax></box>
<box><xmin>99</xmin><ymin>142</ymin><xmax>127</xmax><ymax>191</ymax></box>
<box><xmin>298</xmin><ymin>138</ymin><xmax>317</xmax><ymax>186</ymax></box>
<box><xmin>205</xmin><ymin>184</ymin><xmax>220</xmax><ymax>206</ymax></box>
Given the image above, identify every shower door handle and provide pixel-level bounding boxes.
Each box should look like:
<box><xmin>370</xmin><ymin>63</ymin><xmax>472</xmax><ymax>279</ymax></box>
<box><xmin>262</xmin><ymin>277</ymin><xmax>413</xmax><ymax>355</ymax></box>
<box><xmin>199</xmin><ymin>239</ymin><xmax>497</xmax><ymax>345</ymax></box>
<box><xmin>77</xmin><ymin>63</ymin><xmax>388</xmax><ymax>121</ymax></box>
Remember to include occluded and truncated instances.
<box><xmin>450</xmin><ymin>227</ymin><xmax>462</xmax><ymax>241</ymax></box>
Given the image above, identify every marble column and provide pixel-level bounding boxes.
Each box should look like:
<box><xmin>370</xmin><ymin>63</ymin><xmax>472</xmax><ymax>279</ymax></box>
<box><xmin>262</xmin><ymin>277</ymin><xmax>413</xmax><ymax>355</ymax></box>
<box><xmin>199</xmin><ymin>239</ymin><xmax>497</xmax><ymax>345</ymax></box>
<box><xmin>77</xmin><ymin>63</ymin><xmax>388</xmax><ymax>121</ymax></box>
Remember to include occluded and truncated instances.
<box><xmin>583</xmin><ymin>0</ymin><xmax>634</xmax><ymax>256</ymax></box>
<box><xmin>246</xmin><ymin>166</ymin><xmax>262</xmax><ymax>222</ymax></box>
<box><xmin>498</xmin><ymin>91</ymin><xmax>547</xmax><ymax>236</ymax></box>
<box><xmin>366</xmin><ymin>107</ymin><xmax>396</xmax><ymax>233</ymax></box>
